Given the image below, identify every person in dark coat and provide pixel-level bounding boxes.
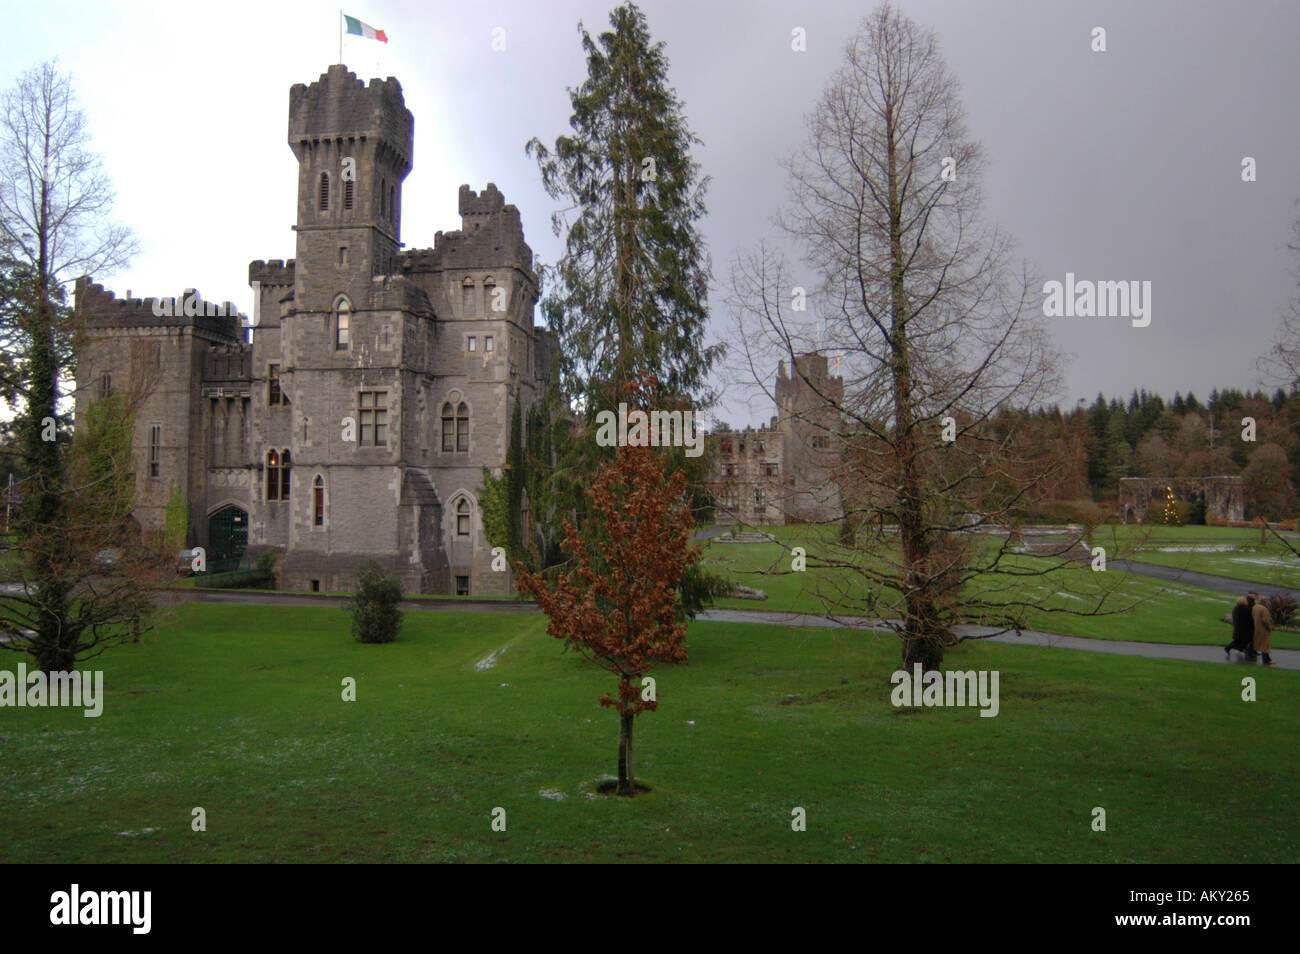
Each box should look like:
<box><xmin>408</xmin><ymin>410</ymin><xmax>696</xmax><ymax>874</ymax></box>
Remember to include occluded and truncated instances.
<box><xmin>1227</xmin><ymin>595</ymin><xmax>1256</xmax><ymax>658</ymax></box>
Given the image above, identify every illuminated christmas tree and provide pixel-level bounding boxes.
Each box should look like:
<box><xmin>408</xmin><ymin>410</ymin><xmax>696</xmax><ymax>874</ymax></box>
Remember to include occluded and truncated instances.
<box><xmin>1161</xmin><ymin>486</ymin><xmax>1182</xmax><ymax>526</ymax></box>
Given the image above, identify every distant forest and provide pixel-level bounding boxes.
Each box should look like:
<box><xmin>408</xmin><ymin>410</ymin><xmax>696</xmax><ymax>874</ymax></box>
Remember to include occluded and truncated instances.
<box><xmin>1014</xmin><ymin>386</ymin><xmax>1300</xmax><ymax>521</ymax></box>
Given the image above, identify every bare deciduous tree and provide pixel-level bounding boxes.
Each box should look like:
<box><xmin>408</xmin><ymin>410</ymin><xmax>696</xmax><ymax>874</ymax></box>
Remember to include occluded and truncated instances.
<box><xmin>727</xmin><ymin>3</ymin><xmax>1130</xmax><ymax>670</ymax></box>
<box><xmin>0</xmin><ymin>61</ymin><xmax>157</xmax><ymax>673</ymax></box>
<box><xmin>1259</xmin><ymin>201</ymin><xmax>1300</xmax><ymax>390</ymax></box>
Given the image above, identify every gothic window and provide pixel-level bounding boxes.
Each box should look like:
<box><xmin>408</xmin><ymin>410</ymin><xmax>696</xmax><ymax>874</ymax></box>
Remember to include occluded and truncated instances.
<box><xmin>456</xmin><ymin>498</ymin><xmax>470</xmax><ymax>537</ymax></box>
<box><xmin>313</xmin><ymin>475</ymin><xmax>325</xmax><ymax>526</ymax></box>
<box><xmin>319</xmin><ymin>172</ymin><xmax>330</xmax><ymax>211</ymax></box>
<box><xmin>149</xmin><ymin>424</ymin><xmax>161</xmax><ymax>478</ymax></box>
<box><xmin>462</xmin><ymin>279</ymin><xmax>476</xmax><ymax>316</ymax></box>
<box><xmin>335</xmin><ymin>297</ymin><xmax>351</xmax><ymax>350</ymax></box>
<box><xmin>99</xmin><ymin>372</ymin><xmax>111</xmax><ymax>399</ymax></box>
<box><xmin>441</xmin><ymin>402</ymin><xmax>469</xmax><ymax>452</ymax></box>
<box><xmin>266</xmin><ymin>449</ymin><xmax>291</xmax><ymax>501</ymax></box>
<box><xmin>359</xmin><ymin>391</ymin><xmax>388</xmax><ymax>446</ymax></box>
<box><xmin>268</xmin><ymin>364</ymin><xmax>283</xmax><ymax>406</ymax></box>
<box><xmin>343</xmin><ymin>178</ymin><xmax>354</xmax><ymax>210</ymax></box>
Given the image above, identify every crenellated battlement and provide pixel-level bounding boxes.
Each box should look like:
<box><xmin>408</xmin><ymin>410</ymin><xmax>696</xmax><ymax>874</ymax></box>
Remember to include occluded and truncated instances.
<box><xmin>74</xmin><ymin>277</ymin><xmax>244</xmax><ymax>341</ymax></box>
<box><xmin>248</xmin><ymin>259</ymin><xmax>296</xmax><ymax>286</ymax></box>
<box><xmin>459</xmin><ymin>182</ymin><xmax>505</xmax><ymax>224</ymax></box>
<box><xmin>288</xmin><ymin>64</ymin><xmax>412</xmax><ymax>171</ymax></box>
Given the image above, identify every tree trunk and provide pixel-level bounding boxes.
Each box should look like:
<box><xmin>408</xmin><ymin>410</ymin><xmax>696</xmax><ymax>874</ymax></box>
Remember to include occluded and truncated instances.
<box><xmin>616</xmin><ymin>711</ymin><xmax>636</xmax><ymax>796</ymax></box>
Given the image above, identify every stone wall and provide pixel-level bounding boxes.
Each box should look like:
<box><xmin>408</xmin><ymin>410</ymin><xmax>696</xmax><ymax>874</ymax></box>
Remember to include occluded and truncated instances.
<box><xmin>1118</xmin><ymin>476</ymin><xmax>1245</xmax><ymax>524</ymax></box>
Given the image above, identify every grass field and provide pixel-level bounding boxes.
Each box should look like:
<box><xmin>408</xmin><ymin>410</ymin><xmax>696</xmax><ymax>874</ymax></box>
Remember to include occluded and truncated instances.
<box><xmin>0</xmin><ymin>603</ymin><xmax>1295</xmax><ymax>863</ymax></box>
<box><xmin>699</xmin><ymin>525</ymin><xmax>1300</xmax><ymax>648</ymax></box>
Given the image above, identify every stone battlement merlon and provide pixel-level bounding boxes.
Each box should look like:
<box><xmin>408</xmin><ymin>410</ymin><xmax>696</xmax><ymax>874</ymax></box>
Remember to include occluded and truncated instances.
<box><xmin>249</xmin><ymin>259</ymin><xmax>296</xmax><ymax>286</ymax></box>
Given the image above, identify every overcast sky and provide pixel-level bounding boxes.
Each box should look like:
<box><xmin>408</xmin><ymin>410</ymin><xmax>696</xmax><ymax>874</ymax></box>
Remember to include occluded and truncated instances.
<box><xmin>6</xmin><ymin>0</ymin><xmax>1299</xmax><ymax>427</ymax></box>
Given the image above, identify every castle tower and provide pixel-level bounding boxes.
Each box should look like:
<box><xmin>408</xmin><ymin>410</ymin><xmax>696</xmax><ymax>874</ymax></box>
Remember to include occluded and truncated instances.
<box><xmin>288</xmin><ymin>65</ymin><xmax>413</xmax><ymax>312</ymax></box>
<box><xmin>776</xmin><ymin>353</ymin><xmax>844</xmax><ymax>523</ymax></box>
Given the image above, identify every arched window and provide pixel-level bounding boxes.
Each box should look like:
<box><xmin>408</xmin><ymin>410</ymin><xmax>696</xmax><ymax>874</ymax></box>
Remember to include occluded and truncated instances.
<box><xmin>462</xmin><ymin>278</ymin><xmax>476</xmax><ymax>316</ymax></box>
<box><xmin>441</xmin><ymin>401</ymin><xmax>470</xmax><ymax>452</ymax></box>
<box><xmin>266</xmin><ymin>449</ymin><xmax>290</xmax><ymax>500</ymax></box>
<box><xmin>319</xmin><ymin>172</ymin><xmax>330</xmax><ymax>211</ymax></box>
<box><xmin>456</xmin><ymin>498</ymin><xmax>470</xmax><ymax>537</ymax></box>
<box><xmin>313</xmin><ymin>475</ymin><xmax>325</xmax><ymax>526</ymax></box>
<box><xmin>441</xmin><ymin>402</ymin><xmax>455</xmax><ymax>452</ymax></box>
<box><xmin>335</xmin><ymin>298</ymin><xmax>350</xmax><ymax>350</ymax></box>
<box><xmin>457</xmin><ymin>402</ymin><xmax>469</xmax><ymax>452</ymax></box>
<box><xmin>484</xmin><ymin>278</ymin><xmax>497</xmax><ymax>314</ymax></box>
<box><xmin>343</xmin><ymin>178</ymin><xmax>354</xmax><ymax>210</ymax></box>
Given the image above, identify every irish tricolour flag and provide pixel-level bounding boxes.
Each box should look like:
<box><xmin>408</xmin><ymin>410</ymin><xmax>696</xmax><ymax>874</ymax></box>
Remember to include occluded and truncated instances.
<box><xmin>344</xmin><ymin>14</ymin><xmax>388</xmax><ymax>43</ymax></box>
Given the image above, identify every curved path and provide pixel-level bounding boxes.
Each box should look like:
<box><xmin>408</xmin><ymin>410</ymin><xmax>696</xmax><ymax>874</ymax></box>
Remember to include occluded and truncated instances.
<box><xmin>1109</xmin><ymin>558</ymin><xmax>1300</xmax><ymax>601</ymax></box>
<box><xmin>174</xmin><ymin>588</ymin><xmax>1299</xmax><ymax>671</ymax></box>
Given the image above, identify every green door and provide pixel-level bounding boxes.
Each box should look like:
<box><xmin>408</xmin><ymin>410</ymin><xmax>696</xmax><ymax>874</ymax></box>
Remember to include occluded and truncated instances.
<box><xmin>207</xmin><ymin>506</ymin><xmax>248</xmax><ymax>572</ymax></box>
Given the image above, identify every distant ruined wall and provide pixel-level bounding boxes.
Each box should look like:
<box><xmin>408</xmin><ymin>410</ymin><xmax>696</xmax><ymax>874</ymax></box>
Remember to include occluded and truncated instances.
<box><xmin>1118</xmin><ymin>476</ymin><xmax>1244</xmax><ymax>524</ymax></box>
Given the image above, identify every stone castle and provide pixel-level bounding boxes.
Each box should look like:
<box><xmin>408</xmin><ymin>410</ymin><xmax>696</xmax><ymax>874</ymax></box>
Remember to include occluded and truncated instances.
<box><xmin>709</xmin><ymin>353</ymin><xmax>844</xmax><ymax>526</ymax></box>
<box><xmin>74</xmin><ymin>65</ymin><xmax>556</xmax><ymax>595</ymax></box>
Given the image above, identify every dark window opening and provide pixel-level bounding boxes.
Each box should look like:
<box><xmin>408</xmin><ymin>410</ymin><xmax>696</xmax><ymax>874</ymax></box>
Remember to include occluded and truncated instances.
<box><xmin>268</xmin><ymin>364</ymin><xmax>283</xmax><ymax>405</ymax></box>
<box><xmin>149</xmin><ymin>424</ymin><xmax>161</xmax><ymax>477</ymax></box>
<box><xmin>313</xmin><ymin>475</ymin><xmax>325</xmax><ymax>526</ymax></box>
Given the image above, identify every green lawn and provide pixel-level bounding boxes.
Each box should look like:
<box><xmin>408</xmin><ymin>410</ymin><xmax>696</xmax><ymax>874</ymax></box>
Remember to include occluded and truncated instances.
<box><xmin>0</xmin><ymin>603</ymin><xmax>1294</xmax><ymax>863</ymax></box>
<box><xmin>700</xmin><ymin>526</ymin><xmax>1300</xmax><ymax>649</ymax></box>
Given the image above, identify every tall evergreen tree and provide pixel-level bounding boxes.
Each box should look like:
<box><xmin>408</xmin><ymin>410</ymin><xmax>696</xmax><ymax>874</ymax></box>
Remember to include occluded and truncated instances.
<box><xmin>526</xmin><ymin>1</ymin><xmax>719</xmax><ymax>412</ymax></box>
<box><xmin>525</xmin><ymin>3</ymin><xmax>725</xmax><ymax>617</ymax></box>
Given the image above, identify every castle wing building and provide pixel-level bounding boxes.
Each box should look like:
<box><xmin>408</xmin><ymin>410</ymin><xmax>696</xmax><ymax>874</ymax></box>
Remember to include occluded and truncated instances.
<box><xmin>74</xmin><ymin>65</ymin><xmax>556</xmax><ymax>595</ymax></box>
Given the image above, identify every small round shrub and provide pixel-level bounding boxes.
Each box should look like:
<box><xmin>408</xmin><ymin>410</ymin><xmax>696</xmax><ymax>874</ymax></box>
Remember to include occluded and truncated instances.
<box><xmin>346</xmin><ymin>561</ymin><xmax>404</xmax><ymax>643</ymax></box>
<box><xmin>1262</xmin><ymin>593</ymin><xmax>1298</xmax><ymax>628</ymax></box>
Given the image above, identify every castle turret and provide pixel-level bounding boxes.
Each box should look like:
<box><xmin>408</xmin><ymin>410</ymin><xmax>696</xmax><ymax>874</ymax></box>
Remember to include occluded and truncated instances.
<box><xmin>288</xmin><ymin>64</ymin><xmax>413</xmax><ymax>314</ymax></box>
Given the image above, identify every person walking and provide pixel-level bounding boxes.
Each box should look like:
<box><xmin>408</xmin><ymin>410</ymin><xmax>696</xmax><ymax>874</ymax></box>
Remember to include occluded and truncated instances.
<box><xmin>1251</xmin><ymin>594</ymin><xmax>1275</xmax><ymax>666</ymax></box>
<box><xmin>1227</xmin><ymin>595</ymin><xmax>1255</xmax><ymax>658</ymax></box>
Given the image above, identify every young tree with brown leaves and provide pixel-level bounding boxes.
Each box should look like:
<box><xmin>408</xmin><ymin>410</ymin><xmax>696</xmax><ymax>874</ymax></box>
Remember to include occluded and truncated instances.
<box><xmin>516</xmin><ymin>443</ymin><xmax>699</xmax><ymax>796</ymax></box>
